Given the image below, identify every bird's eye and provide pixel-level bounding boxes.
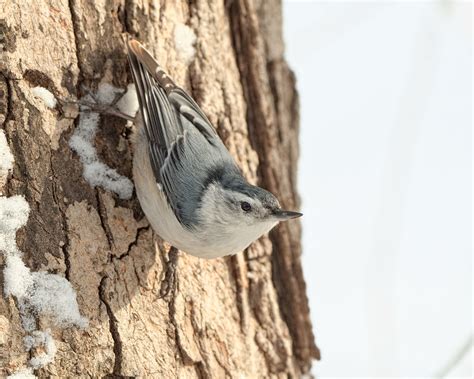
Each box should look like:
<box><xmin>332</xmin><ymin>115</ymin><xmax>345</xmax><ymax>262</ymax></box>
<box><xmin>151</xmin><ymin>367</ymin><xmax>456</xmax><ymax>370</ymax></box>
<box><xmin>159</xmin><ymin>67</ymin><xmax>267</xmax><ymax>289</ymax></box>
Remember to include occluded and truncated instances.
<box><xmin>240</xmin><ymin>201</ymin><xmax>252</xmax><ymax>212</ymax></box>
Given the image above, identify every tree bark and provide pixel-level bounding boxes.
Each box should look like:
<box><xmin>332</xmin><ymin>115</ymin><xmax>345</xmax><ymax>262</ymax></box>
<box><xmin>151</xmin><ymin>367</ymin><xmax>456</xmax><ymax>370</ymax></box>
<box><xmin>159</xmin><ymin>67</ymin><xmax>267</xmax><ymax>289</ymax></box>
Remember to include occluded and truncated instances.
<box><xmin>0</xmin><ymin>0</ymin><xmax>319</xmax><ymax>377</ymax></box>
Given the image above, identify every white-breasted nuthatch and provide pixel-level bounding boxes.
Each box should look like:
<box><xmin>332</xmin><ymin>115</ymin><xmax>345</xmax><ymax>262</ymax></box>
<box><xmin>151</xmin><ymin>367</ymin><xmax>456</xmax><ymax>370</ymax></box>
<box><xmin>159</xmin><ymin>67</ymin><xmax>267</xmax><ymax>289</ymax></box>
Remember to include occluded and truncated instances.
<box><xmin>128</xmin><ymin>40</ymin><xmax>302</xmax><ymax>259</ymax></box>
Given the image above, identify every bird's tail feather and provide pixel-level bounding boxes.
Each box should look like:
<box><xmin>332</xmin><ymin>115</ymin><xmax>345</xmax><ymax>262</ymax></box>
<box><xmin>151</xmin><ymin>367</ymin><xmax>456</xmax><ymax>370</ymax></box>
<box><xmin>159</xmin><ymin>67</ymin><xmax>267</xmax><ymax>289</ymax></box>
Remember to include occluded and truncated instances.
<box><xmin>127</xmin><ymin>40</ymin><xmax>177</xmax><ymax>93</ymax></box>
<box><xmin>127</xmin><ymin>39</ymin><xmax>181</xmax><ymax>156</ymax></box>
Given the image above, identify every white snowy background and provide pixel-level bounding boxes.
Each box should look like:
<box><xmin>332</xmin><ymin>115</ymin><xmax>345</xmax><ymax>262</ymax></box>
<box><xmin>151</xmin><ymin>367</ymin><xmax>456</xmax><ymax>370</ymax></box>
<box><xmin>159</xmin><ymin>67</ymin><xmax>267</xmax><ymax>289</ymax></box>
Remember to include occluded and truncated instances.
<box><xmin>283</xmin><ymin>1</ymin><xmax>472</xmax><ymax>377</ymax></box>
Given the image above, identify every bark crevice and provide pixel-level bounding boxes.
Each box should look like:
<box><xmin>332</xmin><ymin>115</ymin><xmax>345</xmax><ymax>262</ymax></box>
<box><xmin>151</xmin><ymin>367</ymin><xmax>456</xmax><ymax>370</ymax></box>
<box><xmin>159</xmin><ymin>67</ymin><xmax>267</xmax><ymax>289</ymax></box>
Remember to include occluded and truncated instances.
<box><xmin>49</xmin><ymin>154</ymin><xmax>72</xmax><ymax>279</ymax></box>
<box><xmin>0</xmin><ymin>74</ymin><xmax>10</xmax><ymax>128</ymax></box>
<box><xmin>99</xmin><ymin>276</ymin><xmax>123</xmax><ymax>376</ymax></box>
<box><xmin>96</xmin><ymin>190</ymin><xmax>116</xmax><ymax>253</ymax></box>
<box><xmin>117</xmin><ymin>225</ymin><xmax>150</xmax><ymax>261</ymax></box>
<box><xmin>67</xmin><ymin>0</ymin><xmax>83</xmax><ymax>94</ymax></box>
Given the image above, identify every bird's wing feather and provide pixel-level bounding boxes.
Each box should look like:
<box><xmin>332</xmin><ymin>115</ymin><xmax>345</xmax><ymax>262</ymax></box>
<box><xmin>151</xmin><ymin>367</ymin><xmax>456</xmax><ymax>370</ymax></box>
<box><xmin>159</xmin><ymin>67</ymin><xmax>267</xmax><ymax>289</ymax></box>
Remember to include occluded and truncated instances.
<box><xmin>127</xmin><ymin>40</ymin><xmax>239</xmax><ymax>227</ymax></box>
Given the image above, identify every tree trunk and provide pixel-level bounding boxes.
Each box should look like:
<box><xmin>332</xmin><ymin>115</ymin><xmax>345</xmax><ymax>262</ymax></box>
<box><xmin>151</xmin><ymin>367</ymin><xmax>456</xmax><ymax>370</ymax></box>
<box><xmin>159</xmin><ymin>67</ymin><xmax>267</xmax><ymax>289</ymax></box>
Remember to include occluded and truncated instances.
<box><xmin>0</xmin><ymin>0</ymin><xmax>319</xmax><ymax>377</ymax></box>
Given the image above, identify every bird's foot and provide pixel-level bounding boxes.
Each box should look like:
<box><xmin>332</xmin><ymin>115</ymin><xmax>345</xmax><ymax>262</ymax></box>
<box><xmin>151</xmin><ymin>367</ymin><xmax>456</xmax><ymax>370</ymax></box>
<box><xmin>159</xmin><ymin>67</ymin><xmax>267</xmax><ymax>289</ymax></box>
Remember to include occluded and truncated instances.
<box><xmin>59</xmin><ymin>85</ymin><xmax>135</xmax><ymax>122</ymax></box>
<box><xmin>158</xmin><ymin>246</ymin><xmax>179</xmax><ymax>299</ymax></box>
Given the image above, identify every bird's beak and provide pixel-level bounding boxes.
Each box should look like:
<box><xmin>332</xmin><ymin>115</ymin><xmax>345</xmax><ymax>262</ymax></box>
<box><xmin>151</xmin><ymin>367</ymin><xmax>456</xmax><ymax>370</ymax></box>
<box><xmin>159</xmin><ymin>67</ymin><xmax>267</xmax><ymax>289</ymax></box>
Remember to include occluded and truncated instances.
<box><xmin>273</xmin><ymin>209</ymin><xmax>303</xmax><ymax>221</ymax></box>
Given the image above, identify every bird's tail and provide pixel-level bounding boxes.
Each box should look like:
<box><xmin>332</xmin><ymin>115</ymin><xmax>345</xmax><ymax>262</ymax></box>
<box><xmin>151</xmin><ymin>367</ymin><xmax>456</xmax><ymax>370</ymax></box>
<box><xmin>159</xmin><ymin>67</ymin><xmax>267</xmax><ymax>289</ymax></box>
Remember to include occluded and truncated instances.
<box><xmin>127</xmin><ymin>40</ymin><xmax>177</xmax><ymax>93</ymax></box>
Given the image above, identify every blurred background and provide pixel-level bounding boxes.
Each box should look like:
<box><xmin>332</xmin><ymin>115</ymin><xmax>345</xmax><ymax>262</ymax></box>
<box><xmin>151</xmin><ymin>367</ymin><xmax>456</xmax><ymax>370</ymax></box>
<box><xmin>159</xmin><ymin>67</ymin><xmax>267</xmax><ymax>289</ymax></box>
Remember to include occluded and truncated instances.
<box><xmin>283</xmin><ymin>1</ymin><xmax>472</xmax><ymax>377</ymax></box>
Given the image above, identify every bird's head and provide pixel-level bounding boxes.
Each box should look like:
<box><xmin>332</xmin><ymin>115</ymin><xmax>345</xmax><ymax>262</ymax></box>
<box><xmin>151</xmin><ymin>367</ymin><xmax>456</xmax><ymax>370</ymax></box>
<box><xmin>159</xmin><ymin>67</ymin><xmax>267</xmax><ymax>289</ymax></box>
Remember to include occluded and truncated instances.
<box><xmin>197</xmin><ymin>179</ymin><xmax>302</xmax><ymax>231</ymax></box>
<box><xmin>223</xmin><ymin>183</ymin><xmax>302</xmax><ymax>223</ymax></box>
<box><xmin>193</xmin><ymin>171</ymin><xmax>303</xmax><ymax>255</ymax></box>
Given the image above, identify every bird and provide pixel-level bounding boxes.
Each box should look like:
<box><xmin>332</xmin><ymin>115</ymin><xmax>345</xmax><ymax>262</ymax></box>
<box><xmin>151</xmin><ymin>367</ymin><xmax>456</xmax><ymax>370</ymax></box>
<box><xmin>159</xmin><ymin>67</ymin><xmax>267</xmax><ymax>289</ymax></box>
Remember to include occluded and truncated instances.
<box><xmin>127</xmin><ymin>39</ymin><xmax>302</xmax><ymax>261</ymax></box>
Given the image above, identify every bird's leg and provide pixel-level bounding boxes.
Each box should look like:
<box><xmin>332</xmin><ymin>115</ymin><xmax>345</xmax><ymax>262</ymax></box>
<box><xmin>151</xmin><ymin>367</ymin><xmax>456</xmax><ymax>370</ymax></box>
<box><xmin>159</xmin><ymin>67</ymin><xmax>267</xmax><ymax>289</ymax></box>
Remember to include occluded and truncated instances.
<box><xmin>58</xmin><ymin>85</ymin><xmax>135</xmax><ymax>122</ymax></box>
<box><xmin>77</xmin><ymin>99</ymin><xmax>135</xmax><ymax>122</ymax></box>
<box><xmin>158</xmin><ymin>246</ymin><xmax>179</xmax><ymax>299</ymax></box>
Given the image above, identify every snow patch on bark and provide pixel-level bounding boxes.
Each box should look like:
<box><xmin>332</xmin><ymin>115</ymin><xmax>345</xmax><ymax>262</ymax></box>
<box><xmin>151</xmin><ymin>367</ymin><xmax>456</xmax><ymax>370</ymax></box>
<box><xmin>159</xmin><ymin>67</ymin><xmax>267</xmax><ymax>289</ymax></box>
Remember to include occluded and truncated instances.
<box><xmin>0</xmin><ymin>130</ymin><xmax>14</xmax><ymax>188</ymax></box>
<box><xmin>0</xmin><ymin>195</ymin><xmax>30</xmax><ymax>255</ymax></box>
<box><xmin>68</xmin><ymin>83</ymin><xmax>134</xmax><ymax>200</ymax></box>
<box><xmin>24</xmin><ymin>330</ymin><xmax>57</xmax><ymax>369</ymax></box>
<box><xmin>31</xmin><ymin>87</ymin><xmax>57</xmax><ymax>109</ymax></box>
<box><xmin>26</xmin><ymin>272</ymin><xmax>88</xmax><ymax>328</ymax></box>
<box><xmin>174</xmin><ymin>23</ymin><xmax>197</xmax><ymax>64</ymax></box>
<box><xmin>0</xmin><ymin>195</ymin><xmax>87</xmax><ymax>373</ymax></box>
<box><xmin>6</xmin><ymin>367</ymin><xmax>35</xmax><ymax>378</ymax></box>
<box><xmin>3</xmin><ymin>254</ymin><xmax>33</xmax><ymax>298</ymax></box>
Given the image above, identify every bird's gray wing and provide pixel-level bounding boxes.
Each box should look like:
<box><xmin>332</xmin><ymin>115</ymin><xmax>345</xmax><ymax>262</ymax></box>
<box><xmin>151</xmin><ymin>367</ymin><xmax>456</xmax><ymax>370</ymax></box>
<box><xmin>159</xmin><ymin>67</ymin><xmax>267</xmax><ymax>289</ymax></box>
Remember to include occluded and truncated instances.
<box><xmin>127</xmin><ymin>40</ymin><xmax>239</xmax><ymax>227</ymax></box>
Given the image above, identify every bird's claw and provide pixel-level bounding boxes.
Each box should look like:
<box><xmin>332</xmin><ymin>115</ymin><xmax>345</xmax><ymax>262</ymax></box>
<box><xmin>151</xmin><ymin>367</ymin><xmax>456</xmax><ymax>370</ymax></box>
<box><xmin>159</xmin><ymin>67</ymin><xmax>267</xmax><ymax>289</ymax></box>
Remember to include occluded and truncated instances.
<box><xmin>158</xmin><ymin>246</ymin><xmax>179</xmax><ymax>299</ymax></box>
<box><xmin>59</xmin><ymin>85</ymin><xmax>135</xmax><ymax>122</ymax></box>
